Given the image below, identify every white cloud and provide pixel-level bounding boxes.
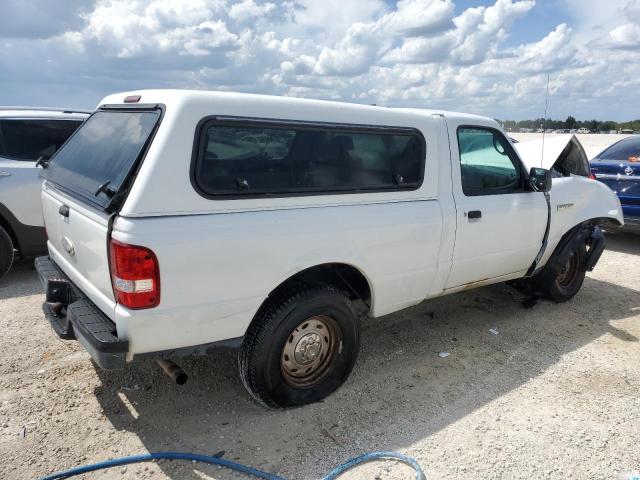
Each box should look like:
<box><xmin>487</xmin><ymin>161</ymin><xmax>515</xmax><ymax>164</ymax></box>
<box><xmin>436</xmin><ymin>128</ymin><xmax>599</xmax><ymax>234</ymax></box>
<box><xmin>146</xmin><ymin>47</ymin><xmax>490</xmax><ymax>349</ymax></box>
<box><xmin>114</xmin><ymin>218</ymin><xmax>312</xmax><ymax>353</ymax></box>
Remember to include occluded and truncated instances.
<box><xmin>163</xmin><ymin>21</ymin><xmax>239</xmax><ymax>56</ymax></box>
<box><xmin>229</xmin><ymin>0</ymin><xmax>276</xmax><ymax>23</ymax></box>
<box><xmin>607</xmin><ymin>23</ymin><xmax>640</xmax><ymax>49</ymax></box>
<box><xmin>291</xmin><ymin>0</ymin><xmax>387</xmax><ymax>36</ymax></box>
<box><xmin>515</xmin><ymin>23</ymin><xmax>576</xmax><ymax>73</ymax></box>
<box><xmin>313</xmin><ymin>22</ymin><xmax>382</xmax><ymax>76</ymax></box>
<box><xmin>449</xmin><ymin>0</ymin><xmax>535</xmax><ymax>65</ymax></box>
<box><xmin>145</xmin><ymin>0</ymin><xmax>227</xmax><ymax>26</ymax></box>
<box><xmin>0</xmin><ymin>0</ymin><xmax>639</xmax><ymax>121</ymax></box>
<box><xmin>381</xmin><ymin>35</ymin><xmax>453</xmax><ymax>64</ymax></box>
<box><xmin>78</xmin><ymin>0</ymin><xmax>237</xmax><ymax>57</ymax></box>
<box><xmin>379</xmin><ymin>0</ymin><xmax>455</xmax><ymax>37</ymax></box>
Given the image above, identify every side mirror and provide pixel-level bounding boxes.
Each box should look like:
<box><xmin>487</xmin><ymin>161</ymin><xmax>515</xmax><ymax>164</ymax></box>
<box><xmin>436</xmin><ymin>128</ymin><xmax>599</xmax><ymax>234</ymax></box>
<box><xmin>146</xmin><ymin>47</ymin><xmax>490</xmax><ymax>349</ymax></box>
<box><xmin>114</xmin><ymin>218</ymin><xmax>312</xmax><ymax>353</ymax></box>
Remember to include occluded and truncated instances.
<box><xmin>528</xmin><ymin>167</ymin><xmax>552</xmax><ymax>192</ymax></box>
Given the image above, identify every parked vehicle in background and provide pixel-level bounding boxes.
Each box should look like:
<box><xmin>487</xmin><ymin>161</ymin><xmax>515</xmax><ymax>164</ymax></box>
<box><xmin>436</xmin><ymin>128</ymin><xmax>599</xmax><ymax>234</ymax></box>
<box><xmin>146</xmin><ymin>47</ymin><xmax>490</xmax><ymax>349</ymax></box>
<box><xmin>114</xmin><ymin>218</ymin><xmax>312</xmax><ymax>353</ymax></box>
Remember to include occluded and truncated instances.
<box><xmin>35</xmin><ymin>90</ymin><xmax>622</xmax><ymax>408</ymax></box>
<box><xmin>591</xmin><ymin>136</ymin><xmax>640</xmax><ymax>231</ymax></box>
<box><xmin>0</xmin><ymin>107</ymin><xmax>88</xmax><ymax>278</ymax></box>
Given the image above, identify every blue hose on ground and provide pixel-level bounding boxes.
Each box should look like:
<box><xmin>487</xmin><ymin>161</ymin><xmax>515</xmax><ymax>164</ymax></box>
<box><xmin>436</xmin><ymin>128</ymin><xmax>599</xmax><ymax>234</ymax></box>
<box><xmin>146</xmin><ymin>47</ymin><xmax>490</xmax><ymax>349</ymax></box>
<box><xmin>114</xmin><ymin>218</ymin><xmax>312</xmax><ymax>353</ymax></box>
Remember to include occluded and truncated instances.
<box><xmin>322</xmin><ymin>451</ymin><xmax>425</xmax><ymax>480</ymax></box>
<box><xmin>39</xmin><ymin>450</ymin><xmax>426</xmax><ymax>480</ymax></box>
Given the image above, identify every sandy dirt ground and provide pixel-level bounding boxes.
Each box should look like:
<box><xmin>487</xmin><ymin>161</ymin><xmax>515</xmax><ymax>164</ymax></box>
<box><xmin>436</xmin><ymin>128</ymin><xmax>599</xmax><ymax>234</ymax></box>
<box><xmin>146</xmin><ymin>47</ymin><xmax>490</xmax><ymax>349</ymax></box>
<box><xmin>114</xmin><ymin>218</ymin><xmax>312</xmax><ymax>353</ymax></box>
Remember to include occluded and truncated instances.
<box><xmin>0</xmin><ymin>229</ymin><xmax>639</xmax><ymax>480</ymax></box>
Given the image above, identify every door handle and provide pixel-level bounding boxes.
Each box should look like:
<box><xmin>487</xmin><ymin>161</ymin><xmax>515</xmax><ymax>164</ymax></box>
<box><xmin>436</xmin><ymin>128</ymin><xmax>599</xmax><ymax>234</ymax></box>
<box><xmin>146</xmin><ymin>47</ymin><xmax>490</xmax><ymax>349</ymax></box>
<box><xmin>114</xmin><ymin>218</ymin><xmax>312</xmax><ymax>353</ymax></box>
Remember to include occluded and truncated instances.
<box><xmin>0</xmin><ymin>171</ymin><xmax>11</xmax><ymax>177</ymax></box>
<box><xmin>59</xmin><ymin>205</ymin><xmax>70</xmax><ymax>217</ymax></box>
<box><xmin>467</xmin><ymin>210</ymin><xmax>482</xmax><ymax>220</ymax></box>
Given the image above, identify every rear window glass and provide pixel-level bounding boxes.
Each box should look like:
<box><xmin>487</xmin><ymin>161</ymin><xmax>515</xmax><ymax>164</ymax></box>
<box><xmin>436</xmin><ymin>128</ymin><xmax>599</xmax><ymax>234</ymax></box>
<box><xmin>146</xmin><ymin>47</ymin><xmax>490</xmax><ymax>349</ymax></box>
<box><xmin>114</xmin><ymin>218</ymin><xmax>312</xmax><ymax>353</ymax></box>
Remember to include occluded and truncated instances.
<box><xmin>193</xmin><ymin>121</ymin><xmax>425</xmax><ymax>197</ymax></box>
<box><xmin>46</xmin><ymin>109</ymin><xmax>160</xmax><ymax>208</ymax></box>
<box><xmin>0</xmin><ymin>119</ymin><xmax>82</xmax><ymax>161</ymax></box>
<box><xmin>595</xmin><ymin>137</ymin><xmax>640</xmax><ymax>161</ymax></box>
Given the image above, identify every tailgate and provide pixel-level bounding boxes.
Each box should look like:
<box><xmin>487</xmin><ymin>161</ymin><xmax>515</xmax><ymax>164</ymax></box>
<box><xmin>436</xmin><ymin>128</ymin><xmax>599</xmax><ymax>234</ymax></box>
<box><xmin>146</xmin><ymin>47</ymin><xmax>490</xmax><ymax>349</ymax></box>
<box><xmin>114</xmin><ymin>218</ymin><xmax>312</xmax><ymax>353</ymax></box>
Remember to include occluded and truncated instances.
<box><xmin>40</xmin><ymin>106</ymin><xmax>162</xmax><ymax>319</ymax></box>
<box><xmin>42</xmin><ymin>183</ymin><xmax>116</xmax><ymax>317</ymax></box>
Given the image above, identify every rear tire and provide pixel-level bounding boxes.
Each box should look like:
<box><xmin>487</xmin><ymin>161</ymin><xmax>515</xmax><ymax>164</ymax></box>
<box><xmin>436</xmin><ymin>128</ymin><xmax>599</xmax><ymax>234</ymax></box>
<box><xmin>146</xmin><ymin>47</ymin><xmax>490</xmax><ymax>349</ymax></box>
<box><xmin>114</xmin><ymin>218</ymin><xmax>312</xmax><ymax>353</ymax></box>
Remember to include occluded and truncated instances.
<box><xmin>0</xmin><ymin>226</ymin><xmax>14</xmax><ymax>279</ymax></box>
<box><xmin>536</xmin><ymin>243</ymin><xmax>586</xmax><ymax>302</ymax></box>
<box><xmin>239</xmin><ymin>284</ymin><xmax>360</xmax><ymax>409</ymax></box>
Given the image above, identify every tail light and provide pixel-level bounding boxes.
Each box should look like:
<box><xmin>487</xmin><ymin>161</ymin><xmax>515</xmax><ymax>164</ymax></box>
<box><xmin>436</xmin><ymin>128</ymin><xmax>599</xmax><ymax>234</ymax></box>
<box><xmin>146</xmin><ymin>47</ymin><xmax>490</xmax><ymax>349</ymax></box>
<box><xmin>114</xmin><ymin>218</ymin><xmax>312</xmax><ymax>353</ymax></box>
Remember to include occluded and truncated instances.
<box><xmin>109</xmin><ymin>239</ymin><xmax>160</xmax><ymax>309</ymax></box>
<box><xmin>589</xmin><ymin>172</ymin><xmax>597</xmax><ymax>180</ymax></box>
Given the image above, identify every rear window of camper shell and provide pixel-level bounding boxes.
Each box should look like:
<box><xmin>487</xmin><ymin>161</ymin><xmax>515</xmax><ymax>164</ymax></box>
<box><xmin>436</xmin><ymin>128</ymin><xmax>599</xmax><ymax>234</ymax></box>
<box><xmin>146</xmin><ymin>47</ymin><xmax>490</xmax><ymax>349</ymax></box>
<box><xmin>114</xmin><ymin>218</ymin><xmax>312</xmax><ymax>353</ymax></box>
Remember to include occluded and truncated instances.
<box><xmin>192</xmin><ymin>118</ymin><xmax>426</xmax><ymax>198</ymax></box>
<box><xmin>45</xmin><ymin>107</ymin><xmax>161</xmax><ymax>209</ymax></box>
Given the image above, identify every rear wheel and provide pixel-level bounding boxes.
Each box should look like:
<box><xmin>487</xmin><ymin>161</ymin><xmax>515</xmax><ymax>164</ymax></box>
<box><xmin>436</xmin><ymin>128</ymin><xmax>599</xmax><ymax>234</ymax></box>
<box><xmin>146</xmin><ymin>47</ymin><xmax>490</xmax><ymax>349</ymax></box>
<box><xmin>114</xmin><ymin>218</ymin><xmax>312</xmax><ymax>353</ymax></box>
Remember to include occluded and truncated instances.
<box><xmin>537</xmin><ymin>243</ymin><xmax>586</xmax><ymax>302</ymax></box>
<box><xmin>239</xmin><ymin>285</ymin><xmax>360</xmax><ymax>408</ymax></box>
<box><xmin>0</xmin><ymin>226</ymin><xmax>14</xmax><ymax>279</ymax></box>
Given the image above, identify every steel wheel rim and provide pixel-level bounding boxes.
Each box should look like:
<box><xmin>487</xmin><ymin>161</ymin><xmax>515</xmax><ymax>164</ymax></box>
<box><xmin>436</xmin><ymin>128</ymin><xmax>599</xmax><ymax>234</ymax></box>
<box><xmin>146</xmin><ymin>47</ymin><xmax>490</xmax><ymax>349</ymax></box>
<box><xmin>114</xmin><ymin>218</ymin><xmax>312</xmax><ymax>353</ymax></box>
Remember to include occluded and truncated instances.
<box><xmin>281</xmin><ymin>315</ymin><xmax>340</xmax><ymax>388</ymax></box>
<box><xmin>557</xmin><ymin>252</ymin><xmax>579</xmax><ymax>288</ymax></box>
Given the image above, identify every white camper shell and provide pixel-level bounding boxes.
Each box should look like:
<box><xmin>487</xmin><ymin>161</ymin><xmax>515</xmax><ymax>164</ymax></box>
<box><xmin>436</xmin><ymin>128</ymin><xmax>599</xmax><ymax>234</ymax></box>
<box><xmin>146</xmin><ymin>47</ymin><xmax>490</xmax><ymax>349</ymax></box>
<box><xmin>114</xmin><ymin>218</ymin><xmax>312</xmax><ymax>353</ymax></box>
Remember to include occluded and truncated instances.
<box><xmin>36</xmin><ymin>90</ymin><xmax>623</xmax><ymax>408</ymax></box>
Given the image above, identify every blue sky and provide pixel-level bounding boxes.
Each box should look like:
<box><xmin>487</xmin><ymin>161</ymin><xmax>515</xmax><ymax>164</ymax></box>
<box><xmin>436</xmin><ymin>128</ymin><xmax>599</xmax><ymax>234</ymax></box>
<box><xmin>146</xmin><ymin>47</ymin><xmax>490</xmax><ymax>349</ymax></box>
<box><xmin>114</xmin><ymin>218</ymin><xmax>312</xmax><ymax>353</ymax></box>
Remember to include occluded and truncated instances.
<box><xmin>0</xmin><ymin>0</ymin><xmax>638</xmax><ymax>121</ymax></box>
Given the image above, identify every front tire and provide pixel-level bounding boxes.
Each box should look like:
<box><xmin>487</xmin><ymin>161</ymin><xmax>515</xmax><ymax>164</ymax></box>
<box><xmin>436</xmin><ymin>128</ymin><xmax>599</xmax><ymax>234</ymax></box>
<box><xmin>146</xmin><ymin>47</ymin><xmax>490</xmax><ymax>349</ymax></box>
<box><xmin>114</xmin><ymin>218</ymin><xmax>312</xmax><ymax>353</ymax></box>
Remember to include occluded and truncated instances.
<box><xmin>536</xmin><ymin>243</ymin><xmax>586</xmax><ymax>302</ymax></box>
<box><xmin>0</xmin><ymin>226</ymin><xmax>14</xmax><ymax>279</ymax></box>
<box><xmin>239</xmin><ymin>285</ymin><xmax>360</xmax><ymax>408</ymax></box>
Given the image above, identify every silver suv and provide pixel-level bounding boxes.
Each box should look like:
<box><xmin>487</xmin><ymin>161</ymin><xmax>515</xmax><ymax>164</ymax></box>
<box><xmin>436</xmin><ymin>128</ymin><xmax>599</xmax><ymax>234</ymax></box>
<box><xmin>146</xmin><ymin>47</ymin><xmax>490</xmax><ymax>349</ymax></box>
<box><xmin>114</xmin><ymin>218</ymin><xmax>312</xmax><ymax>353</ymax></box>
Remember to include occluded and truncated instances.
<box><xmin>0</xmin><ymin>107</ymin><xmax>88</xmax><ymax>278</ymax></box>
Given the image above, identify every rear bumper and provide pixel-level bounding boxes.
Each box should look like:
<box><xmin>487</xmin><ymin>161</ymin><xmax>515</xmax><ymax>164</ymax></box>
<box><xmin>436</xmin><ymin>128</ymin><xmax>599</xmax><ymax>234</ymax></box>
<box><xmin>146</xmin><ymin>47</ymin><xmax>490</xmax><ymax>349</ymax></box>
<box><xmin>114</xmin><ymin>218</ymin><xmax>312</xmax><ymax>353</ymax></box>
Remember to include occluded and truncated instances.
<box><xmin>35</xmin><ymin>256</ymin><xmax>128</xmax><ymax>369</ymax></box>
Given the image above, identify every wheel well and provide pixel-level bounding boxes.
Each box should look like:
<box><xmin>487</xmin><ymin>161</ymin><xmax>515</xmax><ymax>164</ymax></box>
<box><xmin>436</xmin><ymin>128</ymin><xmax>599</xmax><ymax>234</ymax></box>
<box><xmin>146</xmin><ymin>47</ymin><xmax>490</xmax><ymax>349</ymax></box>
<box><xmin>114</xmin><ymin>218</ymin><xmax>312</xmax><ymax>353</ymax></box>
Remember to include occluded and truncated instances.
<box><xmin>268</xmin><ymin>263</ymin><xmax>372</xmax><ymax>310</ymax></box>
<box><xmin>0</xmin><ymin>213</ymin><xmax>17</xmax><ymax>250</ymax></box>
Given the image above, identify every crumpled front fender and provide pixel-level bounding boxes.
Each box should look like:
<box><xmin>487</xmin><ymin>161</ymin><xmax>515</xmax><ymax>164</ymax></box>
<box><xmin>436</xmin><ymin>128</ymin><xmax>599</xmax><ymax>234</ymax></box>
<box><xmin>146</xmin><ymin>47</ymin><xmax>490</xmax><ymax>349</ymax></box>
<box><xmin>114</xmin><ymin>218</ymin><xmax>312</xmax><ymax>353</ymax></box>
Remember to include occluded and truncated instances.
<box><xmin>551</xmin><ymin>176</ymin><xmax>623</xmax><ymax>230</ymax></box>
<box><xmin>537</xmin><ymin>177</ymin><xmax>622</xmax><ymax>268</ymax></box>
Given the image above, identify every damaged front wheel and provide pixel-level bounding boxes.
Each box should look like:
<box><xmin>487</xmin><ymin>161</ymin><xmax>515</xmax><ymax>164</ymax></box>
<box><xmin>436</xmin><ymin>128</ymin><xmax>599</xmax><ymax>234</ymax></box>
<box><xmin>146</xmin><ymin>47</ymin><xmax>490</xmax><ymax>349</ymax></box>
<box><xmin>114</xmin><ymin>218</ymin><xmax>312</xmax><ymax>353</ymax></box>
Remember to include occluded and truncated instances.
<box><xmin>536</xmin><ymin>243</ymin><xmax>586</xmax><ymax>303</ymax></box>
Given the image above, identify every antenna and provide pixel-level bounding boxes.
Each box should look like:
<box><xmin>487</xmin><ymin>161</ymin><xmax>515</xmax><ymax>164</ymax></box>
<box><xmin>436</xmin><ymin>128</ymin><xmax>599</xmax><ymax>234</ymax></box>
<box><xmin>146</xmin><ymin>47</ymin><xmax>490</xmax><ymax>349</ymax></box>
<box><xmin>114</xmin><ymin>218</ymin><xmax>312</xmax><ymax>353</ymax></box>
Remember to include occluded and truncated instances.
<box><xmin>541</xmin><ymin>74</ymin><xmax>550</xmax><ymax>168</ymax></box>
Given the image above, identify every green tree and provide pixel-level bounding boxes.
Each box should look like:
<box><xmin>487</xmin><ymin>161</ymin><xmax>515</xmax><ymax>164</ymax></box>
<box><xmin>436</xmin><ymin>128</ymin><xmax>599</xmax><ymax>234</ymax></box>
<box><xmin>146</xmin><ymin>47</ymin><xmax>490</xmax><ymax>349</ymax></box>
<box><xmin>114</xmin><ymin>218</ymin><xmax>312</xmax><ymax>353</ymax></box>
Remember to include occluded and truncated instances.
<box><xmin>565</xmin><ymin>116</ymin><xmax>577</xmax><ymax>129</ymax></box>
<box><xmin>587</xmin><ymin>120</ymin><xmax>600</xmax><ymax>131</ymax></box>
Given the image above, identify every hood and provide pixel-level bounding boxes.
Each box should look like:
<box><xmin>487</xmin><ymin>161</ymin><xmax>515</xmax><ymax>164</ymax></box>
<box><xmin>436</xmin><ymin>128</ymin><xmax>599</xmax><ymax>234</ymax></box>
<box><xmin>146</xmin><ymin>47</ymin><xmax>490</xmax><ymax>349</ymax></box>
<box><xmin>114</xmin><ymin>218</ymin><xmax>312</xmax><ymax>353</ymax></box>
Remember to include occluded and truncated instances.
<box><xmin>513</xmin><ymin>134</ymin><xmax>590</xmax><ymax>177</ymax></box>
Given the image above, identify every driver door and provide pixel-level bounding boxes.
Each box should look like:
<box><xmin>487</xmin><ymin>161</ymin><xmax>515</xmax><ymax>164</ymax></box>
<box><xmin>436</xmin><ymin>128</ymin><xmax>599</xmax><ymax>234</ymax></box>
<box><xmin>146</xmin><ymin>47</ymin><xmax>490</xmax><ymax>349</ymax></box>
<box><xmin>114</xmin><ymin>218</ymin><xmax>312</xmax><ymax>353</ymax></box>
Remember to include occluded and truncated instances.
<box><xmin>445</xmin><ymin>125</ymin><xmax>547</xmax><ymax>289</ymax></box>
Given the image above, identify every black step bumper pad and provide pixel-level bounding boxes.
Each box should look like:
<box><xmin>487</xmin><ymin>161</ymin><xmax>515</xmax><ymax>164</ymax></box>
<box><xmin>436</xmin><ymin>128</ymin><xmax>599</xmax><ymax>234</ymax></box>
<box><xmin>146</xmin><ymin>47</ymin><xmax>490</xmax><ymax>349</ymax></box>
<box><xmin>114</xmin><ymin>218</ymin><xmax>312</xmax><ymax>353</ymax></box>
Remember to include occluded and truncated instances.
<box><xmin>35</xmin><ymin>256</ymin><xmax>128</xmax><ymax>370</ymax></box>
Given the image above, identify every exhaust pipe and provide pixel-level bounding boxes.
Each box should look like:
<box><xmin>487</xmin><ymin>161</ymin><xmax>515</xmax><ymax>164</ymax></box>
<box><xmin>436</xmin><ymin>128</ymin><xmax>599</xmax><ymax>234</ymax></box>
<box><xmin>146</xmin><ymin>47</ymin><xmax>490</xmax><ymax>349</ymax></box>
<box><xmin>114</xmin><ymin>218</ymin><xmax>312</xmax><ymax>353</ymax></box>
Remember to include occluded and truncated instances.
<box><xmin>157</xmin><ymin>359</ymin><xmax>188</xmax><ymax>385</ymax></box>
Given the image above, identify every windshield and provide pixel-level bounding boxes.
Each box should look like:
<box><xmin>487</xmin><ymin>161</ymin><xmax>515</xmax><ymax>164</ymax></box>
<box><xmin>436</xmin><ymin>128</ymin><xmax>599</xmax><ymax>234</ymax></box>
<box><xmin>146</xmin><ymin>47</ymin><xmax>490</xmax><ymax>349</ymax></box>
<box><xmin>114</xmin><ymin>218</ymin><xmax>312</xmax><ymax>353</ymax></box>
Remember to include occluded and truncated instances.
<box><xmin>594</xmin><ymin>137</ymin><xmax>640</xmax><ymax>162</ymax></box>
<box><xmin>45</xmin><ymin>109</ymin><xmax>160</xmax><ymax>208</ymax></box>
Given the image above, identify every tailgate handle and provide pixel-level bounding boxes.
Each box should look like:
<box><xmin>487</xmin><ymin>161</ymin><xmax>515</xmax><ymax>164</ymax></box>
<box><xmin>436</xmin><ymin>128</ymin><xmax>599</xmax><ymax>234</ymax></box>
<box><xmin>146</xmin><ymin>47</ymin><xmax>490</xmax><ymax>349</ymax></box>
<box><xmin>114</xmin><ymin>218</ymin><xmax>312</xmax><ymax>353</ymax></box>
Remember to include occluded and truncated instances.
<box><xmin>59</xmin><ymin>205</ymin><xmax>70</xmax><ymax>218</ymax></box>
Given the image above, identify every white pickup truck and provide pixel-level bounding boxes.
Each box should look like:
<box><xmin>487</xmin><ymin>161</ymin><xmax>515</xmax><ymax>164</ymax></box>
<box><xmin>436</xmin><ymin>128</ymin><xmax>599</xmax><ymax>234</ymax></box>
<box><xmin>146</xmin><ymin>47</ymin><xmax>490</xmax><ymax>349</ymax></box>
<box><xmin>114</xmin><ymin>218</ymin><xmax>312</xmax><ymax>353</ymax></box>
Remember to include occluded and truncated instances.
<box><xmin>36</xmin><ymin>90</ymin><xmax>623</xmax><ymax>408</ymax></box>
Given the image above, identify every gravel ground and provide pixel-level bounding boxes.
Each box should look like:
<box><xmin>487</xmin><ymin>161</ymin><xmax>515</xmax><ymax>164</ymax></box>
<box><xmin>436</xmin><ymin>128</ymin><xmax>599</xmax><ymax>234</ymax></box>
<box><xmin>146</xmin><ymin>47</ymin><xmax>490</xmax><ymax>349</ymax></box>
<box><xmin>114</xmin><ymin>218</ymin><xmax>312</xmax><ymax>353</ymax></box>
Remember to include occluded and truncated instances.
<box><xmin>0</xmin><ymin>230</ymin><xmax>639</xmax><ymax>479</ymax></box>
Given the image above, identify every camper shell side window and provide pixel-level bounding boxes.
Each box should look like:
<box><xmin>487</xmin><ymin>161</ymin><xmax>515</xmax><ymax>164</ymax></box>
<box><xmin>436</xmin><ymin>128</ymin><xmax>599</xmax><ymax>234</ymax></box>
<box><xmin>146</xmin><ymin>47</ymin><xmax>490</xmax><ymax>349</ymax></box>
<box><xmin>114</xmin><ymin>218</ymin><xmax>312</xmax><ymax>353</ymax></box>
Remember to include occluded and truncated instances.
<box><xmin>190</xmin><ymin>117</ymin><xmax>426</xmax><ymax>199</ymax></box>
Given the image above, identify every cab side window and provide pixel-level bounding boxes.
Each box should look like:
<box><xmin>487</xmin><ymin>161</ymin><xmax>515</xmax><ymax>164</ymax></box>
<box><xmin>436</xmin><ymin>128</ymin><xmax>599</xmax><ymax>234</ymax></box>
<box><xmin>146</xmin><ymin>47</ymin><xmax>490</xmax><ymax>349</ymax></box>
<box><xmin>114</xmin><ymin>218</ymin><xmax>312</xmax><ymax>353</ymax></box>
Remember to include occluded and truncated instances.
<box><xmin>457</xmin><ymin>127</ymin><xmax>522</xmax><ymax>196</ymax></box>
<box><xmin>194</xmin><ymin>121</ymin><xmax>425</xmax><ymax>197</ymax></box>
